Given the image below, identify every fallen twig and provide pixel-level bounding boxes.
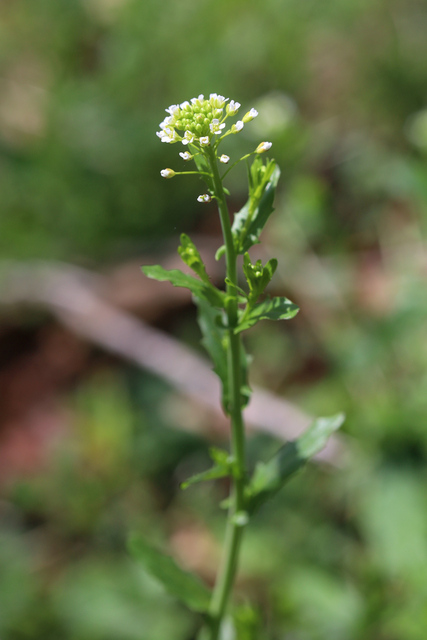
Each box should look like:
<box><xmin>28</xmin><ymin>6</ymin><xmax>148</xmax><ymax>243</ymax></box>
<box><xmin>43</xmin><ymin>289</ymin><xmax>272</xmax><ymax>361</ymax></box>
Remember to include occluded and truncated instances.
<box><xmin>0</xmin><ymin>261</ymin><xmax>345</xmax><ymax>464</ymax></box>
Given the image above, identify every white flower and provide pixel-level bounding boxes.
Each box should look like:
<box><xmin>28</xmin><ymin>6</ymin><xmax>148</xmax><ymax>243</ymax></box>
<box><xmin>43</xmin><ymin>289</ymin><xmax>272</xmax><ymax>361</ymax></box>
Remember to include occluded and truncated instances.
<box><xmin>209</xmin><ymin>119</ymin><xmax>226</xmax><ymax>134</ymax></box>
<box><xmin>209</xmin><ymin>93</ymin><xmax>228</xmax><ymax>108</ymax></box>
<box><xmin>156</xmin><ymin>128</ymin><xmax>177</xmax><ymax>143</ymax></box>
<box><xmin>182</xmin><ymin>130</ymin><xmax>195</xmax><ymax>145</ymax></box>
<box><xmin>226</xmin><ymin>100</ymin><xmax>241</xmax><ymax>115</ymax></box>
<box><xmin>199</xmin><ymin>136</ymin><xmax>210</xmax><ymax>146</ymax></box>
<box><xmin>255</xmin><ymin>141</ymin><xmax>272</xmax><ymax>153</ymax></box>
<box><xmin>159</xmin><ymin>116</ymin><xmax>174</xmax><ymax>129</ymax></box>
<box><xmin>231</xmin><ymin>120</ymin><xmax>244</xmax><ymax>133</ymax></box>
<box><xmin>197</xmin><ymin>194</ymin><xmax>212</xmax><ymax>203</ymax></box>
<box><xmin>219</xmin><ymin>154</ymin><xmax>230</xmax><ymax>164</ymax></box>
<box><xmin>179</xmin><ymin>151</ymin><xmax>192</xmax><ymax>161</ymax></box>
<box><xmin>165</xmin><ymin>104</ymin><xmax>180</xmax><ymax>116</ymax></box>
<box><xmin>242</xmin><ymin>108</ymin><xmax>258</xmax><ymax>123</ymax></box>
<box><xmin>160</xmin><ymin>168</ymin><xmax>176</xmax><ymax>178</ymax></box>
<box><xmin>191</xmin><ymin>94</ymin><xmax>204</xmax><ymax>105</ymax></box>
<box><xmin>180</xmin><ymin>100</ymin><xmax>191</xmax><ymax>110</ymax></box>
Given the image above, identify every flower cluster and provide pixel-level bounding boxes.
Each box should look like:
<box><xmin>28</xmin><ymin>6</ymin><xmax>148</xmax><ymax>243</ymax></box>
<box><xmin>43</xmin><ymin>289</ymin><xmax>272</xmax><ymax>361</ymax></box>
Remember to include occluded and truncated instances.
<box><xmin>156</xmin><ymin>93</ymin><xmax>253</xmax><ymax>147</ymax></box>
<box><xmin>157</xmin><ymin>94</ymin><xmax>273</xmax><ymax>205</ymax></box>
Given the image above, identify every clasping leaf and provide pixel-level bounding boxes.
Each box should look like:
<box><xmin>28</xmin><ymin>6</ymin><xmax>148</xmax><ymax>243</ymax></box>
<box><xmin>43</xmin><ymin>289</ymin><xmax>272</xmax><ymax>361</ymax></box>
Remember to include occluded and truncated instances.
<box><xmin>232</xmin><ymin>158</ymin><xmax>280</xmax><ymax>254</ymax></box>
<box><xmin>246</xmin><ymin>413</ymin><xmax>345</xmax><ymax>513</ymax></box>
<box><xmin>181</xmin><ymin>447</ymin><xmax>234</xmax><ymax>489</ymax></box>
<box><xmin>196</xmin><ymin>297</ymin><xmax>251</xmax><ymax>414</ymax></box>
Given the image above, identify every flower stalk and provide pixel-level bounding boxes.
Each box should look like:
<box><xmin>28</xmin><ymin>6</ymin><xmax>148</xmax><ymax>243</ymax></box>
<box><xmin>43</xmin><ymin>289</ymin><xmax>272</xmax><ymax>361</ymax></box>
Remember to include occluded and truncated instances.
<box><xmin>155</xmin><ymin>93</ymin><xmax>266</xmax><ymax>638</ymax></box>
<box><xmin>134</xmin><ymin>92</ymin><xmax>343</xmax><ymax>639</ymax></box>
<box><xmin>203</xmin><ymin>144</ymin><xmax>247</xmax><ymax>639</ymax></box>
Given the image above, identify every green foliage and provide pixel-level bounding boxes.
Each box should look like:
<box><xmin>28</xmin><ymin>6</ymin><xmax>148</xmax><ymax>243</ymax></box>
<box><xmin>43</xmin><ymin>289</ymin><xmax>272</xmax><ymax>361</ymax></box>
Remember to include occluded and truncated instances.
<box><xmin>196</xmin><ymin>296</ymin><xmax>251</xmax><ymax>413</ymax></box>
<box><xmin>247</xmin><ymin>414</ymin><xmax>345</xmax><ymax>513</ymax></box>
<box><xmin>232</xmin><ymin>159</ymin><xmax>280</xmax><ymax>254</ymax></box>
<box><xmin>142</xmin><ymin>265</ymin><xmax>225</xmax><ymax>308</ymax></box>
<box><xmin>128</xmin><ymin>534</ymin><xmax>211</xmax><ymax>614</ymax></box>
<box><xmin>193</xmin><ymin>152</ymin><xmax>215</xmax><ymax>194</ymax></box>
<box><xmin>178</xmin><ymin>234</ymin><xmax>210</xmax><ymax>284</ymax></box>
<box><xmin>181</xmin><ymin>447</ymin><xmax>233</xmax><ymax>489</ymax></box>
<box><xmin>53</xmin><ymin>557</ymin><xmax>194</xmax><ymax>640</ymax></box>
<box><xmin>236</xmin><ymin>296</ymin><xmax>299</xmax><ymax>333</ymax></box>
<box><xmin>242</xmin><ymin>253</ymin><xmax>277</xmax><ymax>305</ymax></box>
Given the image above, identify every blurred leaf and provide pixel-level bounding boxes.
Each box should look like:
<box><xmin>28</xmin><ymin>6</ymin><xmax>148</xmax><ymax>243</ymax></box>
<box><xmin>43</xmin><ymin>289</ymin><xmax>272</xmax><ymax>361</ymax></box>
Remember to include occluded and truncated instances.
<box><xmin>181</xmin><ymin>447</ymin><xmax>233</xmax><ymax>489</ymax></box>
<box><xmin>142</xmin><ymin>265</ymin><xmax>225</xmax><ymax>308</ymax></box>
<box><xmin>247</xmin><ymin>413</ymin><xmax>345</xmax><ymax>512</ymax></box>
<box><xmin>236</xmin><ymin>296</ymin><xmax>299</xmax><ymax>333</ymax></box>
<box><xmin>233</xmin><ymin>605</ymin><xmax>261</xmax><ymax>640</ymax></box>
<box><xmin>285</xmin><ymin>567</ymin><xmax>364</xmax><ymax>640</ymax></box>
<box><xmin>128</xmin><ymin>534</ymin><xmax>211</xmax><ymax>613</ymax></box>
<box><xmin>358</xmin><ymin>469</ymin><xmax>427</xmax><ymax>581</ymax></box>
<box><xmin>53</xmin><ymin>557</ymin><xmax>192</xmax><ymax>640</ymax></box>
<box><xmin>0</xmin><ymin>532</ymin><xmax>37</xmax><ymax>634</ymax></box>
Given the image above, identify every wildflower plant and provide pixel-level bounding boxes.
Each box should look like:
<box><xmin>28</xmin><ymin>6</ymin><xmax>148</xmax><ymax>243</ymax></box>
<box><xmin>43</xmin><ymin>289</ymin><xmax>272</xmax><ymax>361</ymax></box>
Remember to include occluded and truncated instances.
<box><xmin>129</xmin><ymin>94</ymin><xmax>344</xmax><ymax>639</ymax></box>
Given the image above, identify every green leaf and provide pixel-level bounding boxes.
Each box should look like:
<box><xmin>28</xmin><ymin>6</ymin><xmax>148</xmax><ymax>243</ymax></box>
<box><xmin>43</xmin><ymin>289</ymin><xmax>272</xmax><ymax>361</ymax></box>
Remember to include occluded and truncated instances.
<box><xmin>236</xmin><ymin>296</ymin><xmax>299</xmax><ymax>333</ymax></box>
<box><xmin>196</xmin><ymin>297</ymin><xmax>251</xmax><ymax>413</ymax></box>
<box><xmin>232</xmin><ymin>159</ymin><xmax>280</xmax><ymax>254</ymax></box>
<box><xmin>181</xmin><ymin>447</ymin><xmax>232</xmax><ymax>489</ymax></box>
<box><xmin>128</xmin><ymin>534</ymin><xmax>211</xmax><ymax>613</ymax></box>
<box><xmin>142</xmin><ymin>265</ymin><xmax>225</xmax><ymax>308</ymax></box>
<box><xmin>177</xmin><ymin>234</ymin><xmax>210</xmax><ymax>283</ymax></box>
<box><xmin>297</xmin><ymin>413</ymin><xmax>345</xmax><ymax>458</ymax></box>
<box><xmin>196</xmin><ymin>298</ymin><xmax>230</xmax><ymax>412</ymax></box>
<box><xmin>181</xmin><ymin>447</ymin><xmax>233</xmax><ymax>489</ymax></box>
<box><xmin>247</xmin><ymin>413</ymin><xmax>345</xmax><ymax>513</ymax></box>
<box><xmin>181</xmin><ymin>465</ymin><xmax>229</xmax><ymax>489</ymax></box>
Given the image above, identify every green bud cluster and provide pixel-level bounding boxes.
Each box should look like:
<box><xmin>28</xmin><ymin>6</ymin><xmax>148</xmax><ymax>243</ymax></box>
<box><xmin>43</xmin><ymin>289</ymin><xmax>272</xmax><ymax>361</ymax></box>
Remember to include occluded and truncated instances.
<box><xmin>156</xmin><ymin>93</ymin><xmax>242</xmax><ymax>146</ymax></box>
<box><xmin>175</xmin><ymin>100</ymin><xmax>223</xmax><ymax>138</ymax></box>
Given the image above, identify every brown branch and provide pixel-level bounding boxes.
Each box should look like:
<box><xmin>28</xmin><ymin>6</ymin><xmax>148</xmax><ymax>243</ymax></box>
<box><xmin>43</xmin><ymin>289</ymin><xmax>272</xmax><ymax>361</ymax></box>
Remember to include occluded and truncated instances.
<box><xmin>0</xmin><ymin>261</ymin><xmax>345</xmax><ymax>464</ymax></box>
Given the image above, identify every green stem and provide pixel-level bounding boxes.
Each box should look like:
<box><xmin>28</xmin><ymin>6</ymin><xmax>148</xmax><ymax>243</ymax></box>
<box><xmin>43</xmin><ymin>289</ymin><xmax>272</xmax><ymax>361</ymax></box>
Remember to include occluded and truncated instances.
<box><xmin>220</xmin><ymin>151</ymin><xmax>255</xmax><ymax>180</ymax></box>
<box><xmin>204</xmin><ymin>145</ymin><xmax>247</xmax><ymax>640</ymax></box>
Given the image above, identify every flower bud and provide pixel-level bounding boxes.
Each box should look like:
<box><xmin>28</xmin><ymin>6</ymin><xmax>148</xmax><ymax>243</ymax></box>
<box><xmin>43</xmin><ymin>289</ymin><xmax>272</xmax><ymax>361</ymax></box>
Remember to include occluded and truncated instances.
<box><xmin>160</xmin><ymin>168</ymin><xmax>176</xmax><ymax>178</ymax></box>
<box><xmin>255</xmin><ymin>141</ymin><xmax>272</xmax><ymax>153</ymax></box>
<box><xmin>226</xmin><ymin>100</ymin><xmax>241</xmax><ymax>115</ymax></box>
<box><xmin>231</xmin><ymin>121</ymin><xmax>244</xmax><ymax>133</ymax></box>
<box><xmin>242</xmin><ymin>108</ymin><xmax>258</xmax><ymax>123</ymax></box>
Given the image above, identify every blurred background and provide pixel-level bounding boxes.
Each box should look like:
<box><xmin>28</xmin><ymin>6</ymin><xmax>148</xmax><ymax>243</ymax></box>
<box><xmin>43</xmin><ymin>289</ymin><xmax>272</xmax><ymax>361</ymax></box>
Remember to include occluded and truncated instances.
<box><xmin>1</xmin><ymin>0</ymin><xmax>427</xmax><ymax>638</ymax></box>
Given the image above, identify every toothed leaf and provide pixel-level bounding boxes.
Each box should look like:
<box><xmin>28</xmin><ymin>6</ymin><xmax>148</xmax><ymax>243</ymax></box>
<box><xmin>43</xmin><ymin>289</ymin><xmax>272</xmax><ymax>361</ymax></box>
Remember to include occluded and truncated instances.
<box><xmin>236</xmin><ymin>296</ymin><xmax>299</xmax><ymax>333</ymax></box>
<box><xmin>142</xmin><ymin>265</ymin><xmax>225</xmax><ymax>308</ymax></box>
